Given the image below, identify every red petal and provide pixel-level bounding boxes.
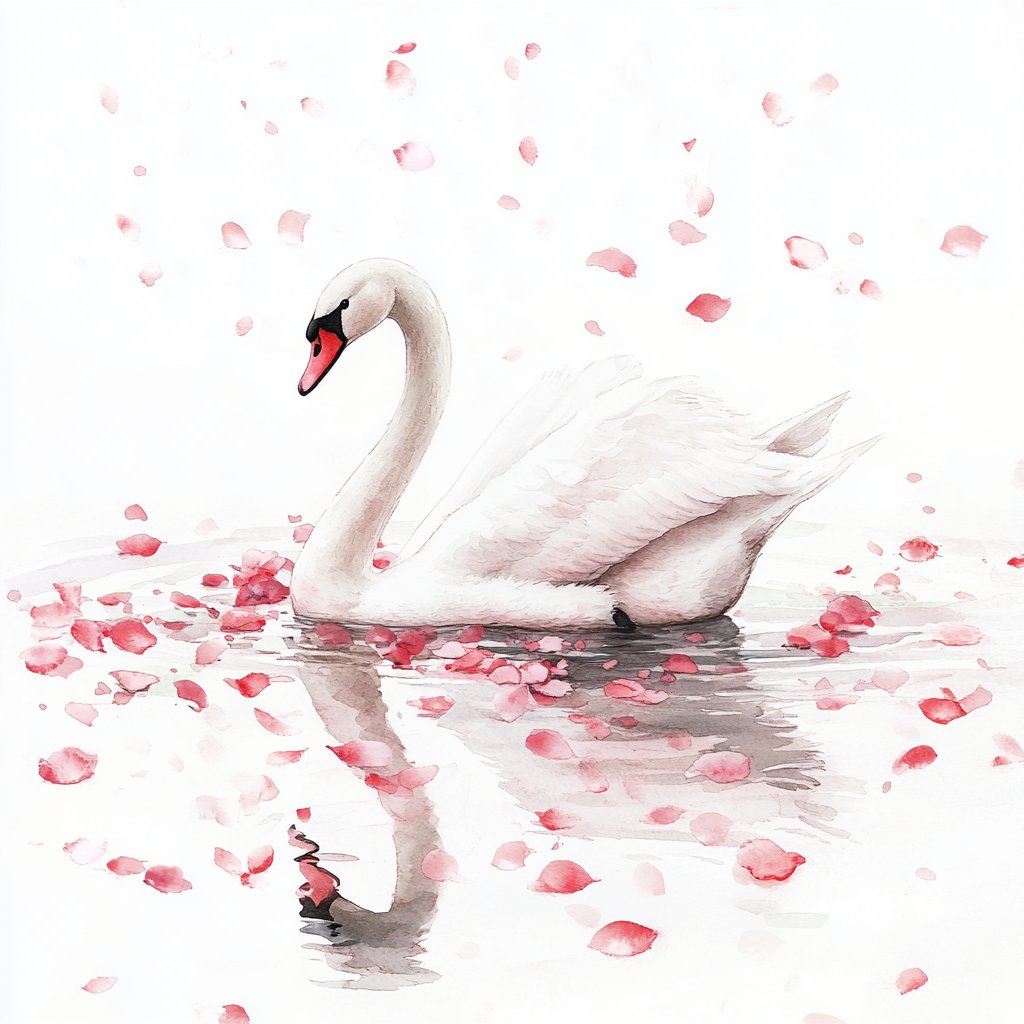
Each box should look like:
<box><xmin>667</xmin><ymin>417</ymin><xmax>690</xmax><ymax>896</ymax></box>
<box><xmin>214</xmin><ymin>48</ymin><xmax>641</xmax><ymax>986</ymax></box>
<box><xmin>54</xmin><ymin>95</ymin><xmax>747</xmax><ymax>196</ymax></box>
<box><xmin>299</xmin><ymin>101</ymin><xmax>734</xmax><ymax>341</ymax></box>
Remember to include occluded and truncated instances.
<box><xmin>202</xmin><ymin>574</ymin><xmax>229</xmax><ymax>587</ymax></box>
<box><xmin>407</xmin><ymin>695</ymin><xmax>454</xmax><ymax>717</ymax></box>
<box><xmin>116</xmin><ymin>533</ymin><xmax>163</xmax><ymax>557</ymax></box>
<box><xmin>736</xmin><ymin>838</ymin><xmax>805</xmax><ymax>880</ymax></box>
<box><xmin>225</xmin><ymin>672</ymin><xmax>271</xmax><ymax>697</ymax></box>
<box><xmin>900</xmin><ymin>536</ymin><xmax>938</xmax><ymax>562</ymax></box>
<box><xmin>668</xmin><ymin>221</ymin><xmax>707</xmax><ymax>246</ymax></box>
<box><xmin>588</xmin><ymin>920</ymin><xmax>658</xmax><ymax>957</ymax></box>
<box><xmin>529</xmin><ymin>859</ymin><xmax>598</xmax><ymax>893</ymax></box>
<box><xmin>253</xmin><ymin>708</ymin><xmax>299</xmax><ymax>736</ymax></box>
<box><xmin>685</xmin><ymin>293</ymin><xmax>731</xmax><ymax>322</ymax></box>
<box><xmin>219</xmin><ymin>1005</ymin><xmax>251</xmax><ymax>1024</ymax></box>
<box><xmin>525</xmin><ymin>729</ymin><xmax>576</xmax><ymax>760</ymax></box>
<box><xmin>220</xmin><ymin>610</ymin><xmax>266</xmax><ymax>632</ymax></box>
<box><xmin>221</xmin><ymin>222</ymin><xmax>251</xmax><ymax>249</ymax></box>
<box><xmin>107</xmin><ymin>619</ymin><xmax>158</xmax><ymax>654</ymax></box>
<box><xmin>327</xmin><ymin>740</ymin><xmax>393</xmax><ymax>767</ymax></box>
<box><xmin>536</xmin><ymin>808</ymin><xmax>581</xmax><ymax>831</ymax></box>
<box><xmin>663</xmin><ymin>653</ymin><xmax>698</xmax><ymax>673</ymax></box>
<box><xmin>143</xmin><ymin>865</ymin><xmax>192</xmax><ymax>893</ymax></box>
<box><xmin>525</xmin><ymin>42</ymin><xmax>541</xmax><ymax>60</ymax></box>
<box><xmin>107</xmin><ymin>856</ymin><xmax>145</xmax><ymax>875</ymax></box>
<box><xmin>174</xmin><ymin>679</ymin><xmax>207</xmax><ymax>711</ymax></box>
<box><xmin>247</xmin><ymin>845</ymin><xmax>274</xmax><ymax>874</ymax></box>
<box><xmin>892</xmin><ymin>744</ymin><xmax>938</xmax><ymax>773</ymax></box>
<box><xmin>421</xmin><ymin>849</ymin><xmax>460</xmax><ymax>882</ymax></box>
<box><xmin>393</xmin><ymin>42</ymin><xmax>416</xmax><ymax>54</ymax></box>
<box><xmin>646</xmin><ymin>805</ymin><xmax>685</xmax><ymax>825</ymax></box>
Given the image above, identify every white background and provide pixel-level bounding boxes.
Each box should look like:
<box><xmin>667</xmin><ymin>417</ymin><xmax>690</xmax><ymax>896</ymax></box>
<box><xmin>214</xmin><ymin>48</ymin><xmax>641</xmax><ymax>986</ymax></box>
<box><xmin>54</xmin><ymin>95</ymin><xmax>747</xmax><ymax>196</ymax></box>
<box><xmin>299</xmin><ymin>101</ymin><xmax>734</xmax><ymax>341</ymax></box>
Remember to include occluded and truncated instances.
<box><xmin>1</xmin><ymin>0</ymin><xmax>1022</xmax><ymax>572</ymax></box>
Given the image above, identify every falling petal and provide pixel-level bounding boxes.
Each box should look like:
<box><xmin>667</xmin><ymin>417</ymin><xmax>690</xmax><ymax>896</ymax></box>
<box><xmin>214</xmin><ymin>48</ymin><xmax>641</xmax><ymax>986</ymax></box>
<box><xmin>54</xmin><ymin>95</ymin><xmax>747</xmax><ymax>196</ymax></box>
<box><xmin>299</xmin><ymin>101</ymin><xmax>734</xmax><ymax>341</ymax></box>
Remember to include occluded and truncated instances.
<box><xmin>762</xmin><ymin>92</ymin><xmax>794</xmax><ymax>126</ymax></box>
<box><xmin>393</xmin><ymin>141</ymin><xmax>434</xmax><ymax>171</ymax></box>
<box><xmin>785</xmin><ymin>236</ymin><xmax>828</xmax><ymax>269</ymax></box>
<box><xmin>519</xmin><ymin>136</ymin><xmax>538</xmax><ymax>165</ymax></box>
<box><xmin>586</xmin><ymin>248</ymin><xmax>637</xmax><ymax>277</ymax></box>
<box><xmin>685</xmin><ymin>294</ymin><xmax>731</xmax><ymax>322</ymax></box>
<box><xmin>809</xmin><ymin>73</ymin><xmax>839</xmax><ymax>96</ymax></box>
<box><xmin>940</xmin><ymin>225</ymin><xmax>987</xmax><ymax>258</ymax></box>
<box><xmin>278</xmin><ymin>210</ymin><xmax>310</xmax><ymax>245</ymax></box>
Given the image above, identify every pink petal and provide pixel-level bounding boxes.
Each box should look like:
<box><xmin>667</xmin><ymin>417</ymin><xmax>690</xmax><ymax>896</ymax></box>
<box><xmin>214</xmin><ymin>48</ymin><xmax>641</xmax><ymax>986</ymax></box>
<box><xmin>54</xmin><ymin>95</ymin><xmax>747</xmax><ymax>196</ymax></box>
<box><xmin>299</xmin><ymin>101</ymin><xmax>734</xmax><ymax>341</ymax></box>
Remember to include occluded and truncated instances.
<box><xmin>762</xmin><ymin>91</ymin><xmax>794</xmax><ymax>126</ymax></box>
<box><xmin>689</xmin><ymin>751</ymin><xmax>750</xmax><ymax>783</ymax></box>
<box><xmin>497</xmin><ymin>195</ymin><xmax>520</xmax><ymax>210</ymax></box>
<box><xmin>737</xmin><ymin>838</ymin><xmax>805</xmax><ymax>880</ymax></box>
<box><xmin>21</xmin><ymin>643</ymin><xmax>70</xmax><ymax>675</ymax></box>
<box><xmin>107</xmin><ymin>856</ymin><xmax>145</xmax><ymax>875</ymax></box>
<box><xmin>82</xmin><ymin>977</ymin><xmax>118</xmax><ymax>994</ymax></box>
<box><xmin>849</xmin><ymin>232</ymin><xmax>864</xmax><ymax>244</ymax></box>
<box><xmin>107</xmin><ymin>619</ymin><xmax>158</xmax><ymax>655</ymax></box>
<box><xmin>327</xmin><ymin>740</ymin><xmax>393</xmax><ymax>767</ymax></box>
<box><xmin>220</xmin><ymin>609</ymin><xmax>266</xmax><ymax>632</ymax></box>
<box><xmin>529</xmin><ymin>860</ymin><xmax>598</xmax><ymax>894</ymax></box>
<box><xmin>519</xmin><ymin>136</ymin><xmax>538</xmax><ymax>165</ymax></box>
<box><xmin>247</xmin><ymin>845</ymin><xmax>274</xmax><ymax>874</ymax></box>
<box><xmin>39</xmin><ymin>748</ymin><xmax>98</xmax><ymax>785</ymax></box>
<box><xmin>202</xmin><ymin>574</ymin><xmax>229</xmax><ymax>588</ymax></box>
<box><xmin>494</xmin><ymin>683</ymin><xmax>535</xmax><ymax>722</ymax></box>
<box><xmin>214</xmin><ymin>847</ymin><xmax>244</xmax><ymax>876</ymax></box>
<box><xmin>809</xmin><ymin>73</ymin><xmax>839</xmax><ymax>96</ymax></box>
<box><xmin>174</xmin><ymin>678</ymin><xmax>207</xmax><ymax>711</ymax></box>
<box><xmin>138</xmin><ymin>264</ymin><xmax>162</xmax><ymax>287</ymax></box>
<box><xmin>421</xmin><ymin>849</ymin><xmax>461</xmax><ymax>882</ymax></box>
<box><xmin>892</xmin><ymin>744</ymin><xmax>938</xmax><ymax>773</ymax></box>
<box><xmin>116</xmin><ymin>533</ymin><xmax>163</xmax><ymax>557</ymax></box>
<box><xmin>685</xmin><ymin>179</ymin><xmax>715</xmax><ymax>217</ymax></box>
<box><xmin>867</xmin><ymin>541</ymin><xmax>883</xmax><ymax>555</ymax></box>
<box><xmin>525</xmin><ymin>729</ymin><xmax>575</xmax><ymax>759</ymax></box>
<box><xmin>900</xmin><ymin>536</ymin><xmax>938</xmax><ymax>562</ymax></box>
<box><xmin>278</xmin><ymin>210</ymin><xmax>310</xmax><ymax>245</ymax></box>
<box><xmin>939</xmin><ymin>225</ymin><xmax>987</xmax><ymax>258</ymax></box>
<box><xmin>580</xmin><ymin>761</ymin><xmax>610</xmax><ymax>792</ymax></box>
<box><xmin>108</xmin><ymin>670</ymin><xmax>160</xmax><ymax>694</ymax></box>
<box><xmin>195</xmin><ymin>638</ymin><xmax>228</xmax><ymax>665</ymax></box>
<box><xmin>815</xmin><ymin>694</ymin><xmax>859</xmax><ymax>710</ymax></box>
<box><xmin>934</xmin><ymin>623</ymin><xmax>983</xmax><ymax>647</ymax></box>
<box><xmin>811</xmin><ymin>636</ymin><xmax>850</xmax><ymax>658</ymax></box>
<box><xmin>668</xmin><ymin>220</ymin><xmax>707</xmax><ymax>245</ymax></box>
<box><xmin>393</xmin><ymin>141</ymin><xmax>434</xmax><ymax>171</ymax></box>
<box><xmin>65</xmin><ymin>702</ymin><xmax>98</xmax><ymax>727</ymax></box>
<box><xmin>682</xmin><ymin>138</ymin><xmax>696</xmax><ymax>151</ymax></box>
<box><xmin>144</xmin><ymin>865</ymin><xmax>192</xmax><ymax>894</ymax></box>
<box><xmin>133</xmin><ymin>165</ymin><xmax>146</xmax><ymax>176</ymax></box>
<box><xmin>254</xmin><ymin>708</ymin><xmax>300</xmax><ymax>736</ymax></box>
<box><xmin>685</xmin><ymin>293</ymin><xmax>731</xmax><ymax>322</ymax></box>
<box><xmin>64</xmin><ymin>838</ymin><xmax>107</xmax><ymax>864</ymax></box>
<box><xmin>646</xmin><ymin>805</ymin><xmax>685</xmax><ymax>825</ymax></box>
<box><xmin>689</xmin><ymin>812</ymin><xmax>732</xmax><ymax>845</ymax></box>
<box><xmin>663</xmin><ymin>653</ymin><xmax>698</xmax><ymax>673</ymax></box>
<box><xmin>266</xmin><ymin>749</ymin><xmax>307</xmax><ymax>765</ymax></box>
<box><xmin>300</xmin><ymin>97</ymin><xmax>324</xmax><ymax>116</ymax></box>
<box><xmin>264</xmin><ymin>121</ymin><xmax>278</xmax><ymax>135</ymax></box>
<box><xmin>785</xmin><ymin>236</ymin><xmax>828</xmax><ymax>269</ymax></box>
<box><xmin>584</xmin><ymin>320</ymin><xmax>605</xmax><ymax>336</ymax></box>
<box><xmin>385</xmin><ymin>60</ymin><xmax>416</xmax><ymax>97</ymax></box>
<box><xmin>525</xmin><ymin>43</ymin><xmax>542</xmax><ymax>60</ymax></box>
<box><xmin>896</xmin><ymin>967</ymin><xmax>928</xmax><ymax>994</ymax></box>
<box><xmin>100</xmin><ymin>86</ymin><xmax>118</xmax><ymax>114</ymax></box>
<box><xmin>406</xmin><ymin>695</ymin><xmax>454</xmax><ymax>717</ymax></box>
<box><xmin>504</xmin><ymin>57</ymin><xmax>520</xmax><ymax>80</ymax></box>
<box><xmin>605</xmin><ymin>678</ymin><xmax>645</xmax><ymax>699</ymax></box>
<box><xmin>634</xmin><ymin>861</ymin><xmax>665</xmax><ymax>895</ymax></box>
<box><xmin>859</xmin><ymin>279</ymin><xmax>883</xmax><ymax>301</ymax></box>
<box><xmin>588</xmin><ymin>920</ymin><xmax>658</xmax><ymax>957</ymax></box>
<box><xmin>393</xmin><ymin>42</ymin><xmax>416</xmax><ymax>54</ymax></box>
<box><xmin>492</xmin><ymin>841</ymin><xmax>535</xmax><ymax>870</ymax></box>
<box><xmin>221</xmin><ymin>222</ymin><xmax>251</xmax><ymax>249</ymax></box>
<box><xmin>537</xmin><ymin>808</ymin><xmax>581</xmax><ymax>831</ymax></box>
<box><xmin>219</xmin><ymin>1007</ymin><xmax>251</xmax><ymax>1024</ymax></box>
<box><xmin>116</xmin><ymin>215</ymin><xmax>140</xmax><ymax>242</ymax></box>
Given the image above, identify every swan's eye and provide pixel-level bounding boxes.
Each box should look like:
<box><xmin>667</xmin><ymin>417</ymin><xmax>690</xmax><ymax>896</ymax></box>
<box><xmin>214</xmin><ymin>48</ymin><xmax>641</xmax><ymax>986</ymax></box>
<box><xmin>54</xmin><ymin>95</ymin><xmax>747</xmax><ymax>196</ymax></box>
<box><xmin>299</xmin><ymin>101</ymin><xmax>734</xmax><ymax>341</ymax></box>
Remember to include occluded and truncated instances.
<box><xmin>339</xmin><ymin>299</ymin><xmax>349</xmax><ymax>309</ymax></box>
<box><xmin>313</xmin><ymin>341</ymin><xmax>322</xmax><ymax>357</ymax></box>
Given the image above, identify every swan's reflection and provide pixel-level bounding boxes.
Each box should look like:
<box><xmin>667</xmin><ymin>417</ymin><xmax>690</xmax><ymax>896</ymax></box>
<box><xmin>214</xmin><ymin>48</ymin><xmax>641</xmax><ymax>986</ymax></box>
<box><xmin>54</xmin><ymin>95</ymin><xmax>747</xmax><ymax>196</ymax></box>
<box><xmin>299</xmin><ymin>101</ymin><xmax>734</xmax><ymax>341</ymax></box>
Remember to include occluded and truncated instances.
<box><xmin>284</xmin><ymin>616</ymin><xmax>826</xmax><ymax>986</ymax></box>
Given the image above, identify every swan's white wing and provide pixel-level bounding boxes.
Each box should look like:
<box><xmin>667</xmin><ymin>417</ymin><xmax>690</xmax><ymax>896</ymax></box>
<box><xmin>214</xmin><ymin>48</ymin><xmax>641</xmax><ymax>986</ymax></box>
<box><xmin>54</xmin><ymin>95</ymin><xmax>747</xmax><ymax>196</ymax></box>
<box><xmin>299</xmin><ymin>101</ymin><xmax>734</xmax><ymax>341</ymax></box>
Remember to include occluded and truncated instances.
<box><xmin>411</xmin><ymin>365</ymin><xmax>814</xmax><ymax>584</ymax></box>
<box><xmin>401</xmin><ymin>356</ymin><xmax>643</xmax><ymax>558</ymax></box>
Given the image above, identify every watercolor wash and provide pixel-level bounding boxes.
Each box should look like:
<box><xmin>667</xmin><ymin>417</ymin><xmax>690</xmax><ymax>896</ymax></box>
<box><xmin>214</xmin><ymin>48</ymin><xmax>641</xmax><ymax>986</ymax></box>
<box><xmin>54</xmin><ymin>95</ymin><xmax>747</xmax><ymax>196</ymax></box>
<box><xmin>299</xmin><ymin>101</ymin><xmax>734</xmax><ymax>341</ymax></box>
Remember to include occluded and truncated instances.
<box><xmin>1</xmin><ymin>5</ymin><xmax>1021</xmax><ymax>1024</ymax></box>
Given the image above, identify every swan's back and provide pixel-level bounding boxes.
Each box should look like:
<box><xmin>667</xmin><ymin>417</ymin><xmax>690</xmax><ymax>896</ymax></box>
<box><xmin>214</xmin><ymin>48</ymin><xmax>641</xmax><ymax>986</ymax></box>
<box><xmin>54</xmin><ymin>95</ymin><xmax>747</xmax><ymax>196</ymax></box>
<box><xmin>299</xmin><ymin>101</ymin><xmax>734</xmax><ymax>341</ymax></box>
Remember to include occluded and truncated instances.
<box><xmin>403</xmin><ymin>358</ymin><xmax>859</xmax><ymax>597</ymax></box>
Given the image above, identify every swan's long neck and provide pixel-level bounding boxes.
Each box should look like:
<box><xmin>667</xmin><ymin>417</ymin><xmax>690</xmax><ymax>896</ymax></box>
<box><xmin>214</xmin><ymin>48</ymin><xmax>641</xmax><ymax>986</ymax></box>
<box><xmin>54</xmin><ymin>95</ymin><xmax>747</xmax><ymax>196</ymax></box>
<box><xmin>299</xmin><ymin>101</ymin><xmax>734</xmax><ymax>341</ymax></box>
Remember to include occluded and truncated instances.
<box><xmin>298</xmin><ymin>271</ymin><xmax>451</xmax><ymax>593</ymax></box>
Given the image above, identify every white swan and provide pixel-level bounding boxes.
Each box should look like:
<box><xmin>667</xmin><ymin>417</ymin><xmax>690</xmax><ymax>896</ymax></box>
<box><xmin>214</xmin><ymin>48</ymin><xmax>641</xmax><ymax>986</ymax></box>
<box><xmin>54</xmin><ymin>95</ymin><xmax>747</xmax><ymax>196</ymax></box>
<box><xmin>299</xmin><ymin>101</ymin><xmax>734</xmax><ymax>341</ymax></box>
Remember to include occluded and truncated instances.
<box><xmin>290</xmin><ymin>258</ymin><xmax>876</xmax><ymax>629</ymax></box>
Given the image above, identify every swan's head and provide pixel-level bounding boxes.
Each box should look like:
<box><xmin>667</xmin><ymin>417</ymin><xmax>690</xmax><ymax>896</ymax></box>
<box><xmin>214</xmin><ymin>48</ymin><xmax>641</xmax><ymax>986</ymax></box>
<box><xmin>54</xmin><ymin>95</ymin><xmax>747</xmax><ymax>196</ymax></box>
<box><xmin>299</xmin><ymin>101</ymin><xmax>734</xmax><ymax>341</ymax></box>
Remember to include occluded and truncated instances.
<box><xmin>299</xmin><ymin>261</ymin><xmax>397</xmax><ymax>395</ymax></box>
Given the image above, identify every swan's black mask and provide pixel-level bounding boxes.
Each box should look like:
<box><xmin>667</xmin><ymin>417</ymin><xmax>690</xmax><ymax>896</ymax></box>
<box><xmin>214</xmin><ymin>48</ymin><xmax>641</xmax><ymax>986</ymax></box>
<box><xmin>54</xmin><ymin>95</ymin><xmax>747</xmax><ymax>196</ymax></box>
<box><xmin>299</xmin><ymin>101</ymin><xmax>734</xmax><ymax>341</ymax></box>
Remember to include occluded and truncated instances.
<box><xmin>299</xmin><ymin>299</ymin><xmax>349</xmax><ymax>396</ymax></box>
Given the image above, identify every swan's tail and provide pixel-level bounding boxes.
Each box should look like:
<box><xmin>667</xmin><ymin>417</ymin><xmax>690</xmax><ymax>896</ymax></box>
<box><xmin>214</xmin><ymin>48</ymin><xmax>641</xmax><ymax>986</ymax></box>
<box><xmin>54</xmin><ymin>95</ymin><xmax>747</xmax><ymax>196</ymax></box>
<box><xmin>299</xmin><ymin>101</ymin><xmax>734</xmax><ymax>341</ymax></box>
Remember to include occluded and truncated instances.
<box><xmin>791</xmin><ymin>434</ymin><xmax>883</xmax><ymax>504</ymax></box>
<box><xmin>762</xmin><ymin>392</ymin><xmax>850</xmax><ymax>456</ymax></box>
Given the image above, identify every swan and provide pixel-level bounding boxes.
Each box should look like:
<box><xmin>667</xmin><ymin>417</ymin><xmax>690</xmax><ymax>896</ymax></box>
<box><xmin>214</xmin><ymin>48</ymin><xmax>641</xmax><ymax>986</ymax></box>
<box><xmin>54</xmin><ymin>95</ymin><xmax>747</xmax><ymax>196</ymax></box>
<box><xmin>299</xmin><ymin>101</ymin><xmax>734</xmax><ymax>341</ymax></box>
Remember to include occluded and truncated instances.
<box><xmin>290</xmin><ymin>258</ymin><xmax>876</xmax><ymax>629</ymax></box>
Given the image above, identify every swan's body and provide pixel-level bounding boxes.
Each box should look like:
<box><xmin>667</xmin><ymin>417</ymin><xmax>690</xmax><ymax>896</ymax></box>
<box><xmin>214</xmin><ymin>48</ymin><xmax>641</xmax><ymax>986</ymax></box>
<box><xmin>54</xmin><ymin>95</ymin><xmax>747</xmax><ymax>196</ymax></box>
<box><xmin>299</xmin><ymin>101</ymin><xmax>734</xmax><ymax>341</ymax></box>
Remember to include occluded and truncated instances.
<box><xmin>291</xmin><ymin>258</ymin><xmax>876</xmax><ymax>628</ymax></box>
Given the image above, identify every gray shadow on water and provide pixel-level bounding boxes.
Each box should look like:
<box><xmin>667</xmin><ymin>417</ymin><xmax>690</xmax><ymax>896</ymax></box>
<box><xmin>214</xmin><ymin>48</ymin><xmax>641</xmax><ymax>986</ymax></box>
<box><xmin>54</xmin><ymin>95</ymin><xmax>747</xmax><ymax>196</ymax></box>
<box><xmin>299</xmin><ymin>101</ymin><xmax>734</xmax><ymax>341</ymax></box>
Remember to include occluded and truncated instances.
<box><xmin>282</xmin><ymin>614</ymin><xmax>830</xmax><ymax>987</ymax></box>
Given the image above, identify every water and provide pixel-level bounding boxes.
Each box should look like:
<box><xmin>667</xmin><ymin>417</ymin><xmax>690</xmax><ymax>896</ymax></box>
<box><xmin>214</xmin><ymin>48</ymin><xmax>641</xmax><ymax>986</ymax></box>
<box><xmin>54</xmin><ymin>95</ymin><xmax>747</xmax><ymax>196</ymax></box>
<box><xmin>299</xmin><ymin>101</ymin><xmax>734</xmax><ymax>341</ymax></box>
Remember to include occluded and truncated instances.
<box><xmin>4</xmin><ymin>521</ymin><xmax>1022</xmax><ymax>1021</ymax></box>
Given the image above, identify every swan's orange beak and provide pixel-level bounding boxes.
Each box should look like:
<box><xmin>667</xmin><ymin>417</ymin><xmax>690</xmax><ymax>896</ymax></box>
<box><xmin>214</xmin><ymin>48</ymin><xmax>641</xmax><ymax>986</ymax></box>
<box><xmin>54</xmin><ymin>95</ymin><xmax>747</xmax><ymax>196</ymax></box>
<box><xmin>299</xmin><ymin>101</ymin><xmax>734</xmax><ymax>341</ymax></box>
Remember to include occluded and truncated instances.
<box><xmin>299</xmin><ymin>329</ymin><xmax>347</xmax><ymax>396</ymax></box>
